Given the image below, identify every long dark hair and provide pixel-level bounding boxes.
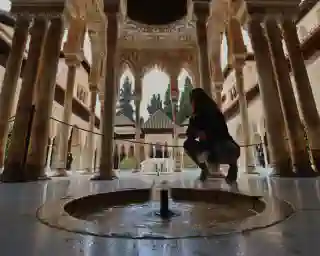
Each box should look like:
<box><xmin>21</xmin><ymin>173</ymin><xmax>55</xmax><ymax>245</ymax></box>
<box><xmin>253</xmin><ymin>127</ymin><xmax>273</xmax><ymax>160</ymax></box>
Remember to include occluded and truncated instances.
<box><xmin>190</xmin><ymin>88</ymin><xmax>221</xmax><ymax>116</ymax></box>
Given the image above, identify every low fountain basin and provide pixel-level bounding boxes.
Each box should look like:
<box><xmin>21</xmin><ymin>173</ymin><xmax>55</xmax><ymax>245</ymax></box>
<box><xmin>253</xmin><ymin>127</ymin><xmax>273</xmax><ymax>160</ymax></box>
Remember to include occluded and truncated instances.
<box><xmin>37</xmin><ymin>187</ymin><xmax>294</xmax><ymax>239</ymax></box>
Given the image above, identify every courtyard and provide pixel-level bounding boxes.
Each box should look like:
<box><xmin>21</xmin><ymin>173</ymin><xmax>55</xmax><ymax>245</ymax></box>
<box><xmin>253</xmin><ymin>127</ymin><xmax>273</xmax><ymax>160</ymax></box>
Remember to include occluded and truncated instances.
<box><xmin>0</xmin><ymin>170</ymin><xmax>319</xmax><ymax>255</ymax></box>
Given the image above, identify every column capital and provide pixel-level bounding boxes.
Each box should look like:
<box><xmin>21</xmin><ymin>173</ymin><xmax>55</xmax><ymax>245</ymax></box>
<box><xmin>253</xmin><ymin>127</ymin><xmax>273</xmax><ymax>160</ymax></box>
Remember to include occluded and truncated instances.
<box><xmin>104</xmin><ymin>1</ymin><xmax>120</xmax><ymax>15</ymax></box>
<box><xmin>89</xmin><ymin>84</ymin><xmax>99</xmax><ymax>93</ymax></box>
<box><xmin>193</xmin><ymin>1</ymin><xmax>210</xmax><ymax>22</ymax></box>
<box><xmin>65</xmin><ymin>57</ymin><xmax>81</xmax><ymax>67</ymax></box>
<box><xmin>244</xmin><ymin>0</ymin><xmax>300</xmax><ymax>18</ymax></box>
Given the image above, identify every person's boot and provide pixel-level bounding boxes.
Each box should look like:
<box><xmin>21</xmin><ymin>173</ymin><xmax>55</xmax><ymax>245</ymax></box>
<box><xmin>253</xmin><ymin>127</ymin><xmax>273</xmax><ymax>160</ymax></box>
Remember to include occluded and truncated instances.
<box><xmin>225</xmin><ymin>163</ymin><xmax>238</xmax><ymax>184</ymax></box>
<box><xmin>197</xmin><ymin>152</ymin><xmax>209</xmax><ymax>182</ymax></box>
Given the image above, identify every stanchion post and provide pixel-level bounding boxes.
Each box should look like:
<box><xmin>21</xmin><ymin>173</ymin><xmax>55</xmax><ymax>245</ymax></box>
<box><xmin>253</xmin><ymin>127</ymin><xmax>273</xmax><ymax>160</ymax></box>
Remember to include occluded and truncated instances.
<box><xmin>22</xmin><ymin>105</ymin><xmax>35</xmax><ymax>169</ymax></box>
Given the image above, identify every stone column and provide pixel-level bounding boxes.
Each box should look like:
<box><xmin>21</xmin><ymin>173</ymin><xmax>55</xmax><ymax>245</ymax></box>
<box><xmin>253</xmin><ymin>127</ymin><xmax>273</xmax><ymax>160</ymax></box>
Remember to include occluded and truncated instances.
<box><xmin>1</xmin><ymin>17</ymin><xmax>48</xmax><ymax>182</ymax></box>
<box><xmin>53</xmin><ymin>62</ymin><xmax>78</xmax><ymax>176</ymax></box>
<box><xmin>87</xmin><ymin>85</ymin><xmax>97</xmax><ymax>173</ymax></box>
<box><xmin>234</xmin><ymin>60</ymin><xmax>255</xmax><ymax>173</ymax></box>
<box><xmin>45</xmin><ymin>138</ymin><xmax>53</xmax><ymax>173</ymax></box>
<box><xmin>24</xmin><ymin>17</ymin><xmax>64</xmax><ymax>180</ymax></box>
<box><xmin>169</xmin><ymin>70</ymin><xmax>181</xmax><ymax>172</ymax></box>
<box><xmin>134</xmin><ymin>91</ymin><xmax>141</xmax><ymax>172</ymax></box>
<box><xmin>281</xmin><ymin>18</ymin><xmax>320</xmax><ymax>172</ymax></box>
<box><xmin>264</xmin><ymin>18</ymin><xmax>315</xmax><ymax>176</ymax></box>
<box><xmin>92</xmin><ymin>7</ymin><xmax>119</xmax><ymax>180</ymax></box>
<box><xmin>247</xmin><ymin>16</ymin><xmax>292</xmax><ymax>176</ymax></box>
<box><xmin>213</xmin><ymin>82</ymin><xmax>223</xmax><ymax>107</ymax></box>
<box><xmin>211</xmin><ymin>54</ymin><xmax>224</xmax><ymax>108</ymax></box>
<box><xmin>193</xmin><ymin>2</ymin><xmax>212</xmax><ymax>97</ymax></box>
<box><xmin>0</xmin><ymin>16</ymin><xmax>30</xmax><ymax>169</ymax></box>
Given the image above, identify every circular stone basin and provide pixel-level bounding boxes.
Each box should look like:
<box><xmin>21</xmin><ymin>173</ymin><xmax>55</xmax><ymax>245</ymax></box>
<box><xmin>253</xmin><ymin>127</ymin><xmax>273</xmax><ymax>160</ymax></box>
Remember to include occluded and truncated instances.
<box><xmin>57</xmin><ymin>188</ymin><xmax>280</xmax><ymax>238</ymax></box>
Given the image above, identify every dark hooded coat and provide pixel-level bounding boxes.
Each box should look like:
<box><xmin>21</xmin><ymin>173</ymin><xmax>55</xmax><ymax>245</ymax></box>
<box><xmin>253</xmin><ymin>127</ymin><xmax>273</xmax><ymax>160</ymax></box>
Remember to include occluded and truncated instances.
<box><xmin>186</xmin><ymin>88</ymin><xmax>233</xmax><ymax>144</ymax></box>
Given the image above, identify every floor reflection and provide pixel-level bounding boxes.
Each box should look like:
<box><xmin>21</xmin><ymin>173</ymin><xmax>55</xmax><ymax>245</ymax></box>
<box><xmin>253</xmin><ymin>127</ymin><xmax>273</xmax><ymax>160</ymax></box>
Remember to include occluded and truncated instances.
<box><xmin>0</xmin><ymin>171</ymin><xmax>320</xmax><ymax>255</ymax></box>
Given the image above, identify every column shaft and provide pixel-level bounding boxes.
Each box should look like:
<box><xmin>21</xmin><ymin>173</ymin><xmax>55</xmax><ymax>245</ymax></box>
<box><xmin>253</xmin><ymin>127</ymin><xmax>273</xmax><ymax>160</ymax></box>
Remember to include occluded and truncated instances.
<box><xmin>196</xmin><ymin>20</ymin><xmax>212</xmax><ymax>96</ymax></box>
<box><xmin>54</xmin><ymin>64</ymin><xmax>77</xmax><ymax>175</ymax></box>
<box><xmin>134</xmin><ymin>98</ymin><xmax>141</xmax><ymax>170</ymax></box>
<box><xmin>1</xmin><ymin>18</ymin><xmax>48</xmax><ymax>181</ymax></box>
<box><xmin>169</xmin><ymin>73</ymin><xmax>181</xmax><ymax>172</ymax></box>
<box><xmin>97</xmin><ymin>14</ymin><xmax>118</xmax><ymax>179</ymax></box>
<box><xmin>25</xmin><ymin>18</ymin><xmax>64</xmax><ymax>179</ymax></box>
<box><xmin>234</xmin><ymin>64</ymin><xmax>255</xmax><ymax>173</ymax></box>
<box><xmin>247</xmin><ymin>17</ymin><xmax>292</xmax><ymax>176</ymax></box>
<box><xmin>87</xmin><ymin>88</ymin><xmax>97</xmax><ymax>172</ymax></box>
<box><xmin>281</xmin><ymin>18</ymin><xmax>320</xmax><ymax>172</ymax></box>
<box><xmin>264</xmin><ymin>18</ymin><xmax>314</xmax><ymax>176</ymax></box>
<box><xmin>0</xmin><ymin>17</ymin><xmax>30</xmax><ymax>168</ymax></box>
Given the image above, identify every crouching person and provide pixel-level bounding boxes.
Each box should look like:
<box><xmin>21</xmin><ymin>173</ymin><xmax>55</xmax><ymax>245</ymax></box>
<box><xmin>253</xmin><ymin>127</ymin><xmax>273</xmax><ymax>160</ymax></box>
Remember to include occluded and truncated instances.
<box><xmin>183</xmin><ymin>88</ymin><xmax>240</xmax><ymax>183</ymax></box>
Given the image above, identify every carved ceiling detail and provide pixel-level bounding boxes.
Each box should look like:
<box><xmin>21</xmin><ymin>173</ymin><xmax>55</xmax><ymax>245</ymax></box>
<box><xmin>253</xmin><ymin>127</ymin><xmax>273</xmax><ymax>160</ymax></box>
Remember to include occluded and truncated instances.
<box><xmin>118</xmin><ymin>48</ymin><xmax>198</xmax><ymax>77</ymax></box>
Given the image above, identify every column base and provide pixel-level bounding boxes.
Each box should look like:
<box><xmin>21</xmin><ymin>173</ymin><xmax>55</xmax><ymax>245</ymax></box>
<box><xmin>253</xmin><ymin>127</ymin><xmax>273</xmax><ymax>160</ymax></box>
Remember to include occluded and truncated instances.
<box><xmin>81</xmin><ymin>168</ymin><xmax>94</xmax><ymax>175</ymax></box>
<box><xmin>90</xmin><ymin>173</ymin><xmax>118</xmax><ymax>181</ymax></box>
<box><xmin>51</xmin><ymin>168</ymin><xmax>68</xmax><ymax>177</ymax></box>
<box><xmin>0</xmin><ymin>162</ymin><xmax>51</xmax><ymax>182</ymax></box>
<box><xmin>24</xmin><ymin>163</ymin><xmax>51</xmax><ymax>181</ymax></box>
<box><xmin>270</xmin><ymin>157</ymin><xmax>294</xmax><ymax>177</ymax></box>
<box><xmin>0</xmin><ymin>163</ymin><xmax>27</xmax><ymax>182</ymax></box>
<box><xmin>207</xmin><ymin>172</ymin><xmax>225</xmax><ymax>178</ymax></box>
<box><xmin>294</xmin><ymin>151</ymin><xmax>319</xmax><ymax>177</ymax></box>
<box><xmin>310</xmin><ymin>149</ymin><xmax>320</xmax><ymax>173</ymax></box>
<box><xmin>244</xmin><ymin>165</ymin><xmax>259</xmax><ymax>174</ymax></box>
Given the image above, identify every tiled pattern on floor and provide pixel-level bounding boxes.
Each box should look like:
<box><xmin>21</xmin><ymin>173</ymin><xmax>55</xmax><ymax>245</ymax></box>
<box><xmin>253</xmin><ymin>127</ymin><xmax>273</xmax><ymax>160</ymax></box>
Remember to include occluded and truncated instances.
<box><xmin>0</xmin><ymin>170</ymin><xmax>320</xmax><ymax>255</ymax></box>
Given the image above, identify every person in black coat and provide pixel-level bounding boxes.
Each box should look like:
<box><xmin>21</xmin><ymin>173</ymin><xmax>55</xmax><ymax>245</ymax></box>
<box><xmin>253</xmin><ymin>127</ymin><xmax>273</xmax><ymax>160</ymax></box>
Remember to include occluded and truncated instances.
<box><xmin>183</xmin><ymin>88</ymin><xmax>240</xmax><ymax>183</ymax></box>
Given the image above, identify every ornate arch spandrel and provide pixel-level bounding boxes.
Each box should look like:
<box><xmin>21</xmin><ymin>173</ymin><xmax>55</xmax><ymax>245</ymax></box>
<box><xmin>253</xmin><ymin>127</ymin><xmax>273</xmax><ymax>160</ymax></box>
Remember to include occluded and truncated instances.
<box><xmin>118</xmin><ymin>49</ymin><xmax>140</xmax><ymax>77</ymax></box>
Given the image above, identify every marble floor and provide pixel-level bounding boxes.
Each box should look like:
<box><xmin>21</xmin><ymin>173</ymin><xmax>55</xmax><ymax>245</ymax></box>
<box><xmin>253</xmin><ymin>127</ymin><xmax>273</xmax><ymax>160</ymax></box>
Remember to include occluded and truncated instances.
<box><xmin>1</xmin><ymin>169</ymin><xmax>320</xmax><ymax>255</ymax></box>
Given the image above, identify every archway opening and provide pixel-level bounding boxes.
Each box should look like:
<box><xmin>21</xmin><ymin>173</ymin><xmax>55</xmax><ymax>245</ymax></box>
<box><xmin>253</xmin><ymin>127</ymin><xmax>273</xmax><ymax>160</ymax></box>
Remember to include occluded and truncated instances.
<box><xmin>142</xmin><ymin>66</ymin><xmax>169</xmax><ymax>120</ymax></box>
<box><xmin>177</xmin><ymin>68</ymin><xmax>193</xmax><ymax>124</ymax></box>
<box><xmin>117</xmin><ymin>68</ymin><xmax>135</xmax><ymax>122</ymax></box>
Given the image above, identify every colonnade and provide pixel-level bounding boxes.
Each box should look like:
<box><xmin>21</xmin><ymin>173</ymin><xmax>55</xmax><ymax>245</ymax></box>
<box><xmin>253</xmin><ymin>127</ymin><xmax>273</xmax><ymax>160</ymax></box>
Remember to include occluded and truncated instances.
<box><xmin>0</xmin><ymin>0</ymin><xmax>319</xmax><ymax>181</ymax></box>
<box><xmin>247</xmin><ymin>11</ymin><xmax>320</xmax><ymax>176</ymax></box>
<box><xmin>0</xmin><ymin>11</ymin><xmax>99</xmax><ymax>181</ymax></box>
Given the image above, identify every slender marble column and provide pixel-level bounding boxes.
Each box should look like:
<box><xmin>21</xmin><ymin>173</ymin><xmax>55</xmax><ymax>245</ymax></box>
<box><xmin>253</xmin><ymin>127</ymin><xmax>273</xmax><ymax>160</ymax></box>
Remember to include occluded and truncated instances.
<box><xmin>211</xmin><ymin>56</ymin><xmax>224</xmax><ymax>107</ymax></box>
<box><xmin>247</xmin><ymin>16</ymin><xmax>292</xmax><ymax>176</ymax></box>
<box><xmin>234</xmin><ymin>60</ymin><xmax>255</xmax><ymax>173</ymax></box>
<box><xmin>281</xmin><ymin>18</ymin><xmax>320</xmax><ymax>172</ymax></box>
<box><xmin>93</xmin><ymin>10</ymin><xmax>118</xmax><ymax>180</ymax></box>
<box><xmin>194</xmin><ymin>3</ymin><xmax>212</xmax><ymax>97</ymax></box>
<box><xmin>1</xmin><ymin>18</ymin><xmax>48</xmax><ymax>181</ymax></box>
<box><xmin>87</xmin><ymin>85</ymin><xmax>97</xmax><ymax>172</ymax></box>
<box><xmin>45</xmin><ymin>138</ymin><xmax>53</xmax><ymax>173</ymax></box>
<box><xmin>24</xmin><ymin>17</ymin><xmax>64</xmax><ymax>180</ymax></box>
<box><xmin>213</xmin><ymin>82</ymin><xmax>223</xmax><ymax>107</ymax></box>
<box><xmin>264</xmin><ymin>18</ymin><xmax>315</xmax><ymax>176</ymax></box>
<box><xmin>54</xmin><ymin>63</ymin><xmax>78</xmax><ymax>176</ymax></box>
<box><xmin>134</xmin><ymin>94</ymin><xmax>141</xmax><ymax>171</ymax></box>
<box><xmin>169</xmin><ymin>71</ymin><xmax>181</xmax><ymax>172</ymax></box>
<box><xmin>0</xmin><ymin>16</ymin><xmax>30</xmax><ymax>169</ymax></box>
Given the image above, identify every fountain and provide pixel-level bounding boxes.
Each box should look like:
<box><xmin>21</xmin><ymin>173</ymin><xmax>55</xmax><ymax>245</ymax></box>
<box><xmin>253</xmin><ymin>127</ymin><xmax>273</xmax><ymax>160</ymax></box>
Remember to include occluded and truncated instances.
<box><xmin>36</xmin><ymin>179</ymin><xmax>294</xmax><ymax>239</ymax></box>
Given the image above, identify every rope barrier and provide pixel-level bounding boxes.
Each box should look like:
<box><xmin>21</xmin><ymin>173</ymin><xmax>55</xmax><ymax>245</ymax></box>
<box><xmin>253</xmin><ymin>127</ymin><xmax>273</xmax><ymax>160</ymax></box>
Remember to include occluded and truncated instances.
<box><xmin>8</xmin><ymin>115</ymin><xmax>15</xmax><ymax>122</ymax></box>
<box><xmin>49</xmin><ymin>116</ymin><xmax>265</xmax><ymax>148</ymax></box>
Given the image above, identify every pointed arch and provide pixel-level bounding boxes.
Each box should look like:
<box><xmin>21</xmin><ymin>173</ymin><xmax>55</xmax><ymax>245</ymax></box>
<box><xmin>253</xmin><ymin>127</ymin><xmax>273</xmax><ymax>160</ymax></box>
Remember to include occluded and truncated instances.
<box><xmin>142</xmin><ymin>67</ymin><xmax>170</xmax><ymax>118</ymax></box>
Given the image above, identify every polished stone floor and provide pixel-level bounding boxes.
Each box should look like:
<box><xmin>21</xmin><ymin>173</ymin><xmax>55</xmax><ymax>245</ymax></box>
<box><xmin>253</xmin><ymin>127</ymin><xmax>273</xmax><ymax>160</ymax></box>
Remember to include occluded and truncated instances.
<box><xmin>1</xmin><ymin>169</ymin><xmax>320</xmax><ymax>255</ymax></box>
